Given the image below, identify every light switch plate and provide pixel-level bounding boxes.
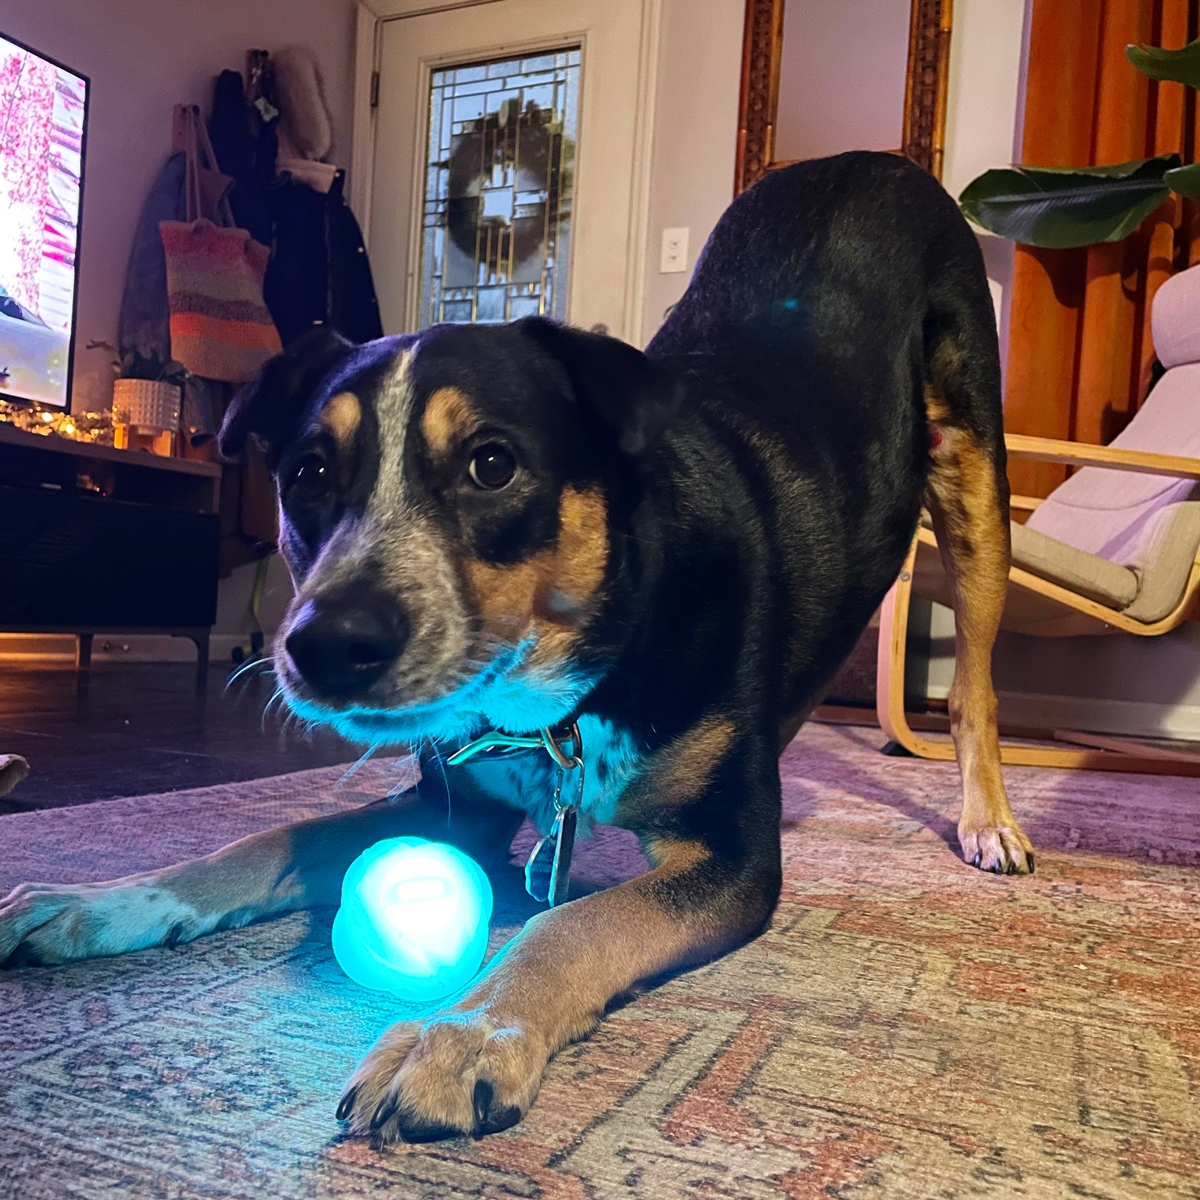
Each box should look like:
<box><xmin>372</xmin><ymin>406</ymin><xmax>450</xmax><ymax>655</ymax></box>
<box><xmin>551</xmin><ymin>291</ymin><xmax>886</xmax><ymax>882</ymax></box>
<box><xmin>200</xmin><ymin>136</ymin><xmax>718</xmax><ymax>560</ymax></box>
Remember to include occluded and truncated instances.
<box><xmin>660</xmin><ymin>226</ymin><xmax>689</xmax><ymax>274</ymax></box>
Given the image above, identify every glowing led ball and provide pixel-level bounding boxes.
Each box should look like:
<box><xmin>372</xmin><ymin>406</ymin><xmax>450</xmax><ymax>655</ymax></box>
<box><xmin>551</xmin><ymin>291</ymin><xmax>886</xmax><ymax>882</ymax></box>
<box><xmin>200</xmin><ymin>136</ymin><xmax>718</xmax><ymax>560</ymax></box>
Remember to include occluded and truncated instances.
<box><xmin>331</xmin><ymin>837</ymin><xmax>493</xmax><ymax>1001</ymax></box>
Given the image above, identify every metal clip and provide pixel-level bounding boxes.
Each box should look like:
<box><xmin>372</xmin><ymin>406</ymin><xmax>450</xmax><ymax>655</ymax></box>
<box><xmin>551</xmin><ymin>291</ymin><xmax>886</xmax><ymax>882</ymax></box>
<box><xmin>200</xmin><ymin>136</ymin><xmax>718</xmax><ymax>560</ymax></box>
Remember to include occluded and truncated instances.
<box><xmin>449</xmin><ymin>720</ymin><xmax>585</xmax><ymax>908</ymax></box>
<box><xmin>526</xmin><ymin>757</ymin><xmax>584</xmax><ymax>907</ymax></box>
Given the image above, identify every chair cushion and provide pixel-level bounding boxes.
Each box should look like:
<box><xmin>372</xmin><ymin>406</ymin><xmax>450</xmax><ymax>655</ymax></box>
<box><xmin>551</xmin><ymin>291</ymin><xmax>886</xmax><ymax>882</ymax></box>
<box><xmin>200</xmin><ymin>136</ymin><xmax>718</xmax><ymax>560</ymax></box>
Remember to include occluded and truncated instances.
<box><xmin>1022</xmin><ymin>364</ymin><xmax>1200</xmax><ymax>621</ymax></box>
<box><xmin>1121</xmin><ymin>500</ymin><xmax>1200</xmax><ymax>622</ymax></box>
<box><xmin>1152</xmin><ymin>263</ymin><xmax>1200</xmax><ymax>369</ymax></box>
<box><xmin>1009</xmin><ymin>520</ymin><xmax>1138</xmax><ymax>609</ymax></box>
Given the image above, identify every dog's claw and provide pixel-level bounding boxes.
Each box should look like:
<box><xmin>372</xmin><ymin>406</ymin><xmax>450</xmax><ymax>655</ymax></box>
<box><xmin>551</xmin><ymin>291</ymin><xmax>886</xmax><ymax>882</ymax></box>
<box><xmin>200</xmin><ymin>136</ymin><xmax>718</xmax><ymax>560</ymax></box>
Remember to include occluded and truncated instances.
<box><xmin>961</xmin><ymin>824</ymin><xmax>1034</xmax><ymax>876</ymax></box>
<box><xmin>473</xmin><ymin>1079</ymin><xmax>494</xmax><ymax>1129</ymax></box>
<box><xmin>371</xmin><ymin>1096</ymin><xmax>397</xmax><ymax>1131</ymax></box>
<box><xmin>469</xmin><ymin>1077</ymin><xmax>521</xmax><ymax>1136</ymax></box>
<box><xmin>336</xmin><ymin>1087</ymin><xmax>358</xmax><ymax>1122</ymax></box>
<box><xmin>343</xmin><ymin>1012</ymin><xmax>545</xmax><ymax>1142</ymax></box>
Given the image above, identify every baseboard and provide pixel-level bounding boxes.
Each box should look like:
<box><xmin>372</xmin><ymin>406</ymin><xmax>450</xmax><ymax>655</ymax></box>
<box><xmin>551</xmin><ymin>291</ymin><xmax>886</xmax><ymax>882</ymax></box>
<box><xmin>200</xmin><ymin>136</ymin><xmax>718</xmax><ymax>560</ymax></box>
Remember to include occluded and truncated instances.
<box><xmin>994</xmin><ymin>689</ymin><xmax>1200</xmax><ymax>743</ymax></box>
<box><xmin>9</xmin><ymin>635</ymin><xmax>1197</xmax><ymax>740</ymax></box>
<box><xmin>0</xmin><ymin>633</ymin><xmax>273</xmax><ymax>668</ymax></box>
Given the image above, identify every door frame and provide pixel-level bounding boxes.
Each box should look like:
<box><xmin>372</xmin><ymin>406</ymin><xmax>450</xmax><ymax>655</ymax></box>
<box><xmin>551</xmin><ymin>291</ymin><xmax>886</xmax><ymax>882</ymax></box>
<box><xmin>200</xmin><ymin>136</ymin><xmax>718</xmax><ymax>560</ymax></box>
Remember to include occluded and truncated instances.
<box><xmin>349</xmin><ymin>0</ymin><xmax>663</xmax><ymax>345</ymax></box>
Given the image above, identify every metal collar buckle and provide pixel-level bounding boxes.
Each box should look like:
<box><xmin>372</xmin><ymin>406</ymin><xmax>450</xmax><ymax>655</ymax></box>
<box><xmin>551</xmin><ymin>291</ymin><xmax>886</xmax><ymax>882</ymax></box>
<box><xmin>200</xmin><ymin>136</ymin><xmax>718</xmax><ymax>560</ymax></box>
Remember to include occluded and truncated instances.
<box><xmin>445</xmin><ymin>721</ymin><xmax>580</xmax><ymax>768</ymax></box>
<box><xmin>447</xmin><ymin>722</ymin><xmax>584</xmax><ymax>908</ymax></box>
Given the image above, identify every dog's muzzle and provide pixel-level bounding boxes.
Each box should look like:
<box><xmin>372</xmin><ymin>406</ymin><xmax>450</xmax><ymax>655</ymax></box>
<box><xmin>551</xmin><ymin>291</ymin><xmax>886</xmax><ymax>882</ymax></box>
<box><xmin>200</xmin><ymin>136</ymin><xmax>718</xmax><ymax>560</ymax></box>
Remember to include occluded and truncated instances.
<box><xmin>285</xmin><ymin>594</ymin><xmax>409</xmax><ymax>699</ymax></box>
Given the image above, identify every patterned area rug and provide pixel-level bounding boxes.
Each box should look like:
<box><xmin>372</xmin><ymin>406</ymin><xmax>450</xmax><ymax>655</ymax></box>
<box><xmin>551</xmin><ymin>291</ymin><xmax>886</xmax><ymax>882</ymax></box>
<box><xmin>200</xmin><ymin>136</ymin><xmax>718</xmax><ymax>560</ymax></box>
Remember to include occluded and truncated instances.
<box><xmin>2</xmin><ymin>722</ymin><xmax>1199</xmax><ymax>1199</ymax></box>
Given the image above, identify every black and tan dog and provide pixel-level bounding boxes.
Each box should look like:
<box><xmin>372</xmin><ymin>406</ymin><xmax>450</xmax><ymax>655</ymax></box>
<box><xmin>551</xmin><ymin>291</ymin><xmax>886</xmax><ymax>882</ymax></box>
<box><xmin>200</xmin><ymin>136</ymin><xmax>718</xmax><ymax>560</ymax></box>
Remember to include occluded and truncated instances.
<box><xmin>0</xmin><ymin>152</ymin><xmax>1032</xmax><ymax>1141</ymax></box>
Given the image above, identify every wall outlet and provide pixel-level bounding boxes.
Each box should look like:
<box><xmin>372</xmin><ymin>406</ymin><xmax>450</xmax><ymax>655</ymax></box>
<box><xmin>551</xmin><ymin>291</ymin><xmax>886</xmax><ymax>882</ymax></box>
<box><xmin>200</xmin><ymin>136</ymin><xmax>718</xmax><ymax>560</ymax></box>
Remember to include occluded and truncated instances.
<box><xmin>660</xmin><ymin>226</ymin><xmax>689</xmax><ymax>274</ymax></box>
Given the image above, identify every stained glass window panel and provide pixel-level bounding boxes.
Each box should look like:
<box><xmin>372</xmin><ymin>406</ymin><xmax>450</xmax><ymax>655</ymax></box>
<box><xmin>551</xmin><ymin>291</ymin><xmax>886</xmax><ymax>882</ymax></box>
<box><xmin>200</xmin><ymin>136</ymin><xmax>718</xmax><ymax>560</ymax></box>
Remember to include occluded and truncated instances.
<box><xmin>417</xmin><ymin>48</ymin><xmax>580</xmax><ymax>328</ymax></box>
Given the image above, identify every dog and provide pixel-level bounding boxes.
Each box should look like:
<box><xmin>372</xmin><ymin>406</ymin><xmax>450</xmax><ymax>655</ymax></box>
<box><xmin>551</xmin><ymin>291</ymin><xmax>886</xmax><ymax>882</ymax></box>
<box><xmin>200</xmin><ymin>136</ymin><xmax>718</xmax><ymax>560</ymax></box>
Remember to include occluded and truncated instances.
<box><xmin>0</xmin><ymin>152</ymin><xmax>1033</xmax><ymax>1142</ymax></box>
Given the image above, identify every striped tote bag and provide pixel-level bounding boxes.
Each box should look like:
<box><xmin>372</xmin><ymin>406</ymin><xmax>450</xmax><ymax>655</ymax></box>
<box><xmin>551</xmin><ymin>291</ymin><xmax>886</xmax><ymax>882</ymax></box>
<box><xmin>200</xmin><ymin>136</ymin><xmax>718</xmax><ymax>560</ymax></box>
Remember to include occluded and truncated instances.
<box><xmin>159</xmin><ymin>107</ymin><xmax>281</xmax><ymax>382</ymax></box>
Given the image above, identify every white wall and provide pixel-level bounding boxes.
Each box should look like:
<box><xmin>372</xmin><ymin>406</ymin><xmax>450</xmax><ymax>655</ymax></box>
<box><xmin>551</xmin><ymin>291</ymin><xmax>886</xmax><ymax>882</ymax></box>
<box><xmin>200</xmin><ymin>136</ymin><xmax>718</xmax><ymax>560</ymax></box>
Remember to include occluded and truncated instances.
<box><xmin>0</xmin><ymin>0</ymin><xmax>357</xmax><ymax>414</ymax></box>
<box><xmin>2</xmin><ymin>0</ymin><xmax>1026</xmax><ymax>400</ymax></box>
<box><xmin>941</xmin><ymin>0</ymin><xmax>1030</xmax><ymax>361</ymax></box>
<box><xmin>638</xmin><ymin>0</ymin><xmax>745</xmax><ymax>347</ymax></box>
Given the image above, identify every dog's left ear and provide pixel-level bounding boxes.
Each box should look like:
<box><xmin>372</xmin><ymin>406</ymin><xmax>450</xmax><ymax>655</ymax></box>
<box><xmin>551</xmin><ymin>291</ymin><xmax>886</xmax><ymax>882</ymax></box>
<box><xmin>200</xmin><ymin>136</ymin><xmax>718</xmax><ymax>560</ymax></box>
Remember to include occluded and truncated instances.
<box><xmin>518</xmin><ymin>317</ymin><xmax>683</xmax><ymax>455</ymax></box>
<box><xmin>218</xmin><ymin>327</ymin><xmax>354</xmax><ymax>465</ymax></box>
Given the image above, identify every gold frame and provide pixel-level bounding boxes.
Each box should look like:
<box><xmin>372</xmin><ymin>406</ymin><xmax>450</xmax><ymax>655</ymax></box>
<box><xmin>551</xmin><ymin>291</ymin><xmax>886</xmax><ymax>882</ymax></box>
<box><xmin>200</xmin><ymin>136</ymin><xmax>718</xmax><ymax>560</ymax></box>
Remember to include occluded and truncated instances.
<box><xmin>735</xmin><ymin>0</ymin><xmax>954</xmax><ymax>195</ymax></box>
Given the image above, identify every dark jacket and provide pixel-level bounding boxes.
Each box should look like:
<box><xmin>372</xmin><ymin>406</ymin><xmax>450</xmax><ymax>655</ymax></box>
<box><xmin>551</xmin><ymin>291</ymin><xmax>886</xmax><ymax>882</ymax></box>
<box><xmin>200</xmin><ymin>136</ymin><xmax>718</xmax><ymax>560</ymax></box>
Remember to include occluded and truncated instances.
<box><xmin>208</xmin><ymin>70</ymin><xmax>383</xmax><ymax>347</ymax></box>
<box><xmin>117</xmin><ymin>152</ymin><xmax>185</xmax><ymax>363</ymax></box>
<box><xmin>264</xmin><ymin>170</ymin><xmax>383</xmax><ymax>346</ymax></box>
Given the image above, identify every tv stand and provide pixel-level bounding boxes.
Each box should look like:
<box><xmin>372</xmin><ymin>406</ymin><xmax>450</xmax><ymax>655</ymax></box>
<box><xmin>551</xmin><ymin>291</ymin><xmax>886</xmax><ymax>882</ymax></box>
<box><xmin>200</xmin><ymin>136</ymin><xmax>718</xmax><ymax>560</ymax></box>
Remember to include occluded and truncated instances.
<box><xmin>0</xmin><ymin>423</ymin><xmax>222</xmax><ymax>682</ymax></box>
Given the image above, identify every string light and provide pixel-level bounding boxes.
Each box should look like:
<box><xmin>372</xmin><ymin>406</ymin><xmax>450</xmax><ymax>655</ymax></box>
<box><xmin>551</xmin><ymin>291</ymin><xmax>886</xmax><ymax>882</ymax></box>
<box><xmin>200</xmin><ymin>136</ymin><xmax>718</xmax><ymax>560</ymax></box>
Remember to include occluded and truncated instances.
<box><xmin>0</xmin><ymin>400</ymin><xmax>113</xmax><ymax>444</ymax></box>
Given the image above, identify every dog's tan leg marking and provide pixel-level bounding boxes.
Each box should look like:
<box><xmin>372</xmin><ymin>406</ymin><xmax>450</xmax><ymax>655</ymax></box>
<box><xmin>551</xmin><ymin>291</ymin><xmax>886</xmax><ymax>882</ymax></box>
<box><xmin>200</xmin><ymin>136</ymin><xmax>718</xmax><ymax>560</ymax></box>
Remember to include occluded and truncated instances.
<box><xmin>339</xmin><ymin>835</ymin><xmax>771</xmax><ymax>1142</ymax></box>
<box><xmin>925</xmin><ymin>391</ymin><xmax>1033</xmax><ymax>875</ymax></box>
<box><xmin>619</xmin><ymin>716</ymin><xmax>736</xmax><ymax>819</ymax></box>
<box><xmin>0</xmin><ymin>791</ymin><xmax>520</xmax><ymax>967</ymax></box>
<box><xmin>653</xmin><ymin>716</ymin><xmax>736</xmax><ymax>802</ymax></box>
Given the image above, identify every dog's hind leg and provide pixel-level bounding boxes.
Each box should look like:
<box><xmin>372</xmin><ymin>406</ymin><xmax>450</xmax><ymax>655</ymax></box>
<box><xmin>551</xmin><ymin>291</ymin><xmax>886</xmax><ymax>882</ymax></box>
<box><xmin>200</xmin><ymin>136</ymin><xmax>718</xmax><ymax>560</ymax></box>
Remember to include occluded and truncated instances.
<box><xmin>924</xmin><ymin>344</ymin><xmax>1034</xmax><ymax>875</ymax></box>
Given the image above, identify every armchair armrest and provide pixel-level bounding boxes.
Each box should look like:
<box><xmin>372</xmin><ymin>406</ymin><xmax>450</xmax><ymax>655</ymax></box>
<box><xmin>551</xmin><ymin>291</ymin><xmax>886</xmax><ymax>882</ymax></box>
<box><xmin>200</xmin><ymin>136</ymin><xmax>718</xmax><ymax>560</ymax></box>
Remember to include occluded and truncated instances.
<box><xmin>1005</xmin><ymin>433</ymin><xmax>1200</xmax><ymax>482</ymax></box>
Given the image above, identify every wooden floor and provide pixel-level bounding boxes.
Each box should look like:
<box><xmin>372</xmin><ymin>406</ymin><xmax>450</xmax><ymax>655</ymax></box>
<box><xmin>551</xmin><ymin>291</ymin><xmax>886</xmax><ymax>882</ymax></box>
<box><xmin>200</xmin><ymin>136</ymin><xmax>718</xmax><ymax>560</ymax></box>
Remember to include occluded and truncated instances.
<box><xmin>0</xmin><ymin>661</ymin><xmax>359</xmax><ymax>813</ymax></box>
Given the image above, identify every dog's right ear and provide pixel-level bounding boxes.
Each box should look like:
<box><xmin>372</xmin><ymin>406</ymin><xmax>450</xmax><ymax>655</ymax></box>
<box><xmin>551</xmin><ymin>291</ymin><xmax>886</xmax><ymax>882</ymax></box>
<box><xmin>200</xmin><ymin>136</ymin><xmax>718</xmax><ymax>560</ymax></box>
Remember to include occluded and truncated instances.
<box><xmin>218</xmin><ymin>327</ymin><xmax>353</xmax><ymax>465</ymax></box>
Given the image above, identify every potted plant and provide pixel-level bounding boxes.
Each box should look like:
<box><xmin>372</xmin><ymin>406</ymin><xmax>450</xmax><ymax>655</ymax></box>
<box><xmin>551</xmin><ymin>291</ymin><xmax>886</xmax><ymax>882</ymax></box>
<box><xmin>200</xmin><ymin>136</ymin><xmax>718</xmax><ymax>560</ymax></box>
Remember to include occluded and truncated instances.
<box><xmin>89</xmin><ymin>342</ymin><xmax>190</xmax><ymax>456</ymax></box>
<box><xmin>960</xmin><ymin>39</ymin><xmax>1200</xmax><ymax>248</ymax></box>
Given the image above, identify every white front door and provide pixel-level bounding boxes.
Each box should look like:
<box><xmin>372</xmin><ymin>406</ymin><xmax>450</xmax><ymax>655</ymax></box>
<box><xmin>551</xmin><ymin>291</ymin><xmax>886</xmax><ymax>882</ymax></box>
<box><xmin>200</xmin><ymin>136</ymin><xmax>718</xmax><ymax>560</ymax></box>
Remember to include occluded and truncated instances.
<box><xmin>363</xmin><ymin>0</ymin><xmax>657</xmax><ymax>343</ymax></box>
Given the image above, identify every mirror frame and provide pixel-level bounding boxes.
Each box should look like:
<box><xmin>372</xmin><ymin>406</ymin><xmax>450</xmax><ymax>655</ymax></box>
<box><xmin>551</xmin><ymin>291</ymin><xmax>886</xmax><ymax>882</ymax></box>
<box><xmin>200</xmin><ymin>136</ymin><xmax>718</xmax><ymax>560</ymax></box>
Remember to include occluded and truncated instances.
<box><xmin>735</xmin><ymin>0</ymin><xmax>953</xmax><ymax>195</ymax></box>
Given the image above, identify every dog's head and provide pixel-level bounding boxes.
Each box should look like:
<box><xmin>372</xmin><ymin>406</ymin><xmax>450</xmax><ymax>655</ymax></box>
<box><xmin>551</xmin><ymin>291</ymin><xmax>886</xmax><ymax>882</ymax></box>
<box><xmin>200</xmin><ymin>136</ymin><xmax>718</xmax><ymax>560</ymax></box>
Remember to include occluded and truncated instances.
<box><xmin>219</xmin><ymin>319</ymin><xmax>681</xmax><ymax>744</ymax></box>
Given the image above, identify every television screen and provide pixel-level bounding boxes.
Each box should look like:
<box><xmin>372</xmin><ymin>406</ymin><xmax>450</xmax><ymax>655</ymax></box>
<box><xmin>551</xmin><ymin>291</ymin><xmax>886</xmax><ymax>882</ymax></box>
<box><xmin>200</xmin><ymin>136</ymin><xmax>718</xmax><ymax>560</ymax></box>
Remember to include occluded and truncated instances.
<box><xmin>0</xmin><ymin>32</ymin><xmax>88</xmax><ymax>410</ymax></box>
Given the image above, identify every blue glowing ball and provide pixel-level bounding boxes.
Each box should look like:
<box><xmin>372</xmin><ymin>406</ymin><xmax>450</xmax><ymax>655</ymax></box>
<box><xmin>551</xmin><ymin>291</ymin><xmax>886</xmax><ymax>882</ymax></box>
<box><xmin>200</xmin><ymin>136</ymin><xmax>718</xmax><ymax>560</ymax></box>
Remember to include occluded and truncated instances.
<box><xmin>331</xmin><ymin>837</ymin><xmax>493</xmax><ymax>1002</ymax></box>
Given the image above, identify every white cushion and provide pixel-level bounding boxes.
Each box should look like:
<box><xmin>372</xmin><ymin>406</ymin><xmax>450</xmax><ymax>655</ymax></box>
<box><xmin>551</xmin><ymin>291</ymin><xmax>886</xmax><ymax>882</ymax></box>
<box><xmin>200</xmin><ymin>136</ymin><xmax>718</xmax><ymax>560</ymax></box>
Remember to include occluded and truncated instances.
<box><xmin>1023</xmin><ymin>364</ymin><xmax>1200</xmax><ymax>621</ymax></box>
<box><xmin>1009</xmin><ymin>521</ymin><xmax>1138</xmax><ymax>609</ymax></box>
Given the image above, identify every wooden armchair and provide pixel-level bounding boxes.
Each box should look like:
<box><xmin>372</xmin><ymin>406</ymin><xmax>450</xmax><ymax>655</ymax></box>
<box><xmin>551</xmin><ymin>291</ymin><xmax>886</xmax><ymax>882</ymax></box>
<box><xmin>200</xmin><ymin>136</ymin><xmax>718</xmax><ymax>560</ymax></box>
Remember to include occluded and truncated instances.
<box><xmin>876</xmin><ymin>433</ymin><xmax>1200</xmax><ymax>776</ymax></box>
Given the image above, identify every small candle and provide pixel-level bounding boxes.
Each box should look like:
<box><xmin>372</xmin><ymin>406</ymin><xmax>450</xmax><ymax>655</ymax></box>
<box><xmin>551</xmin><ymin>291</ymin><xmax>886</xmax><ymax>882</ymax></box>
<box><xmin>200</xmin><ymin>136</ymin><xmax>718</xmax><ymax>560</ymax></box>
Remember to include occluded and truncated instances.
<box><xmin>331</xmin><ymin>837</ymin><xmax>493</xmax><ymax>1002</ymax></box>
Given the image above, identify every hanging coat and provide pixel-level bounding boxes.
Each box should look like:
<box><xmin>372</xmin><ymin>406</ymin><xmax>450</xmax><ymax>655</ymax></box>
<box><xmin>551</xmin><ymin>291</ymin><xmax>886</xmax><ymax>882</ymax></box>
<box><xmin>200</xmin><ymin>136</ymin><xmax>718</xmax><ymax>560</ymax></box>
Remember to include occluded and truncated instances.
<box><xmin>264</xmin><ymin>169</ymin><xmax>383</xmax><ymax>346</ymax></box>
<box><xmin>117</xmin><ymin>152</ymin><xmax>186</xmax><ymax>364</ymax></box>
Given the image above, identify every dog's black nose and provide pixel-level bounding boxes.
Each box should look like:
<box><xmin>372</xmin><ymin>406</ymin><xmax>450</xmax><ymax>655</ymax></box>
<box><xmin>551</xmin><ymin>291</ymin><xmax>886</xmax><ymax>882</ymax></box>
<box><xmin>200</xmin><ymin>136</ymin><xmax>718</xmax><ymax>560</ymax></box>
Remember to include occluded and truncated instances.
<box><xmin>285</xmin><ymin>599</ymin><xmax>408</xmax><ymax>697</ymax></box>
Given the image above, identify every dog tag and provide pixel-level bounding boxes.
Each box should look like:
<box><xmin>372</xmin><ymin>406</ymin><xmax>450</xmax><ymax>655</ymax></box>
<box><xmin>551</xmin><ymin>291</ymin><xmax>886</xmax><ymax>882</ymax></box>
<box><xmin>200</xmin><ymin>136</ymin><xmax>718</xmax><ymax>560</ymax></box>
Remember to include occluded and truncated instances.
<box><xmin>547</xmin><ymin>806</ymin><xmax>577</xmax><ymax>908</ymax></box>
<box><xmin>524</xmin><ymin>757</ymin><xmax>583</xmax><ymax>907</ymax></box>
<box><xmin>524</xmin><ymin>806</ymin><xmax>579</xmax><ymax>907</ymax></box>
<box><xmin>524</xmin><ymin>830</ymin><xmax>556</xmax><ymax>903</ymax></box>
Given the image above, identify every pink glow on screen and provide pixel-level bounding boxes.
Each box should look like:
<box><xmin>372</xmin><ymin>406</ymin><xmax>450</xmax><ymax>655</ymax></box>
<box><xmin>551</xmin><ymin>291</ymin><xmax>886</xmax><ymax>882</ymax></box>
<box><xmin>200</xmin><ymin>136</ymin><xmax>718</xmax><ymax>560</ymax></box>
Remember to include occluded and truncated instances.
<box><xmin>0</xmin><ymin>34</ymin><xmax>86</xmax><ymax>408</ymax></box>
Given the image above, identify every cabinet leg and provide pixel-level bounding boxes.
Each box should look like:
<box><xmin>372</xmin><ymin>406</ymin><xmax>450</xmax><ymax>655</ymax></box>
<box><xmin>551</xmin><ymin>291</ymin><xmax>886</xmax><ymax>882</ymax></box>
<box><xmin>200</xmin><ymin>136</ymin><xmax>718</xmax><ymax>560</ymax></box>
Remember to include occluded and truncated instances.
<box><xmin>191</xmin><ymin>633</ymin><xmax>210</xmax><ymax>691</ymax></box>
<box><xmin>76</xmin><ymin>633</ymin><xmax>94</xmax><ymax>673</ymax></box>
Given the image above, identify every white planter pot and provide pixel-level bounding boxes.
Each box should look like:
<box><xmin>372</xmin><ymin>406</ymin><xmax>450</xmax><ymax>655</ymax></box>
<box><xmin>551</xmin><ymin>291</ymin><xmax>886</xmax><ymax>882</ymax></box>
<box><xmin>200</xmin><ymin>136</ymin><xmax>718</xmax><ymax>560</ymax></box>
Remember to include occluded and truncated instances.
<box><xmin>112</xmin><ymin>378</ymin><xmax>181</xmax><ymax>431</ymax></box>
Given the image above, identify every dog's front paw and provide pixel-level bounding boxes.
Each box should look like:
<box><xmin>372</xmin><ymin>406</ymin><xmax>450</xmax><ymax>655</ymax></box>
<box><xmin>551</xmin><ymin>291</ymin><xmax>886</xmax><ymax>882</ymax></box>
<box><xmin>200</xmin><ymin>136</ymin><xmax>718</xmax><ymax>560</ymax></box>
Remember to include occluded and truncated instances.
<box><xmin>959</xmin><ymin>823</ymin><xmax>1034</xmax><ymax>875</ymax></box>
<box><xmin>337</xmin><ymin>1008</ymin><xmax>547</xmax><ymax>1142</ymax></box>
<box><xmin>0</xmin><ymin>878</ymin><xmax>203</xmax><ymax>966</ymax></box>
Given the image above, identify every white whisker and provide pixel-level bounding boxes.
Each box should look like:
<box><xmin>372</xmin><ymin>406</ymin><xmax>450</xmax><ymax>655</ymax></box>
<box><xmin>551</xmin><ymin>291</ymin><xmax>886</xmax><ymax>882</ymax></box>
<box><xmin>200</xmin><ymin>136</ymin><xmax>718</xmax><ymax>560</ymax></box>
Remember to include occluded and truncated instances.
<box><xmin>338</xmin><ymin>742</ymin><xmax>380</xmax><ymax>786</ymax></box>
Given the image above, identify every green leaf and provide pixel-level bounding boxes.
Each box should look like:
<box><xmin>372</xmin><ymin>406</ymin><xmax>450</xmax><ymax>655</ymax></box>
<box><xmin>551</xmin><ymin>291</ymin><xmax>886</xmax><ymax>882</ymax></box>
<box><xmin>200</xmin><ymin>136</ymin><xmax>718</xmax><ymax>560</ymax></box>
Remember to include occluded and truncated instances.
<box><xmin>1127</xmin><ymin>37</ymin><xmax>1200</xmax><ymax>90</ymax></box>
<box><xmin>1016</xmin><ymin>155</ymin><xmax>1180</xmax><ymax>185</ymax></box>
<box><xmin>1165</xmin><ymin>161</ymin><xmax>1200</xmax><ymax>200</ymax></box>
<box><xmin>959</xmin><ymin>161</ymin><xmax>1175</xmax><ymax>248</ymax></box>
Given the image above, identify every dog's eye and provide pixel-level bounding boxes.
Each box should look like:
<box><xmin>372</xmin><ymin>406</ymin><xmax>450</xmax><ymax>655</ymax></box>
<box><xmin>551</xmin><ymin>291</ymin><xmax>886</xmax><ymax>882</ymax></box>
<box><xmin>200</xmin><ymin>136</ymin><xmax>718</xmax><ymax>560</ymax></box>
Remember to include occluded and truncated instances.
<box><xmin>288</xmin><ymin>454</ymin><xmax>331</xmax><ymax>500</ymax></box>
<box><xmin>468</xmin><ymin>443</ymin><xmax>517</xmax><ymax>490</ymax></box>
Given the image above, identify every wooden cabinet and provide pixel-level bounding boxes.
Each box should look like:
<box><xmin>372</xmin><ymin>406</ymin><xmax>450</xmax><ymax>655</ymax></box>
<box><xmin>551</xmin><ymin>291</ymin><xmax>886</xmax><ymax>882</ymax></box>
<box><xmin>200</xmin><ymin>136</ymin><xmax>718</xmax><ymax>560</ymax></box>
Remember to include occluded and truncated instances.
<box><xmin>0</xmin><ymin>423</ymin><xmax>222</xmax><ymax>673</ymax></box>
